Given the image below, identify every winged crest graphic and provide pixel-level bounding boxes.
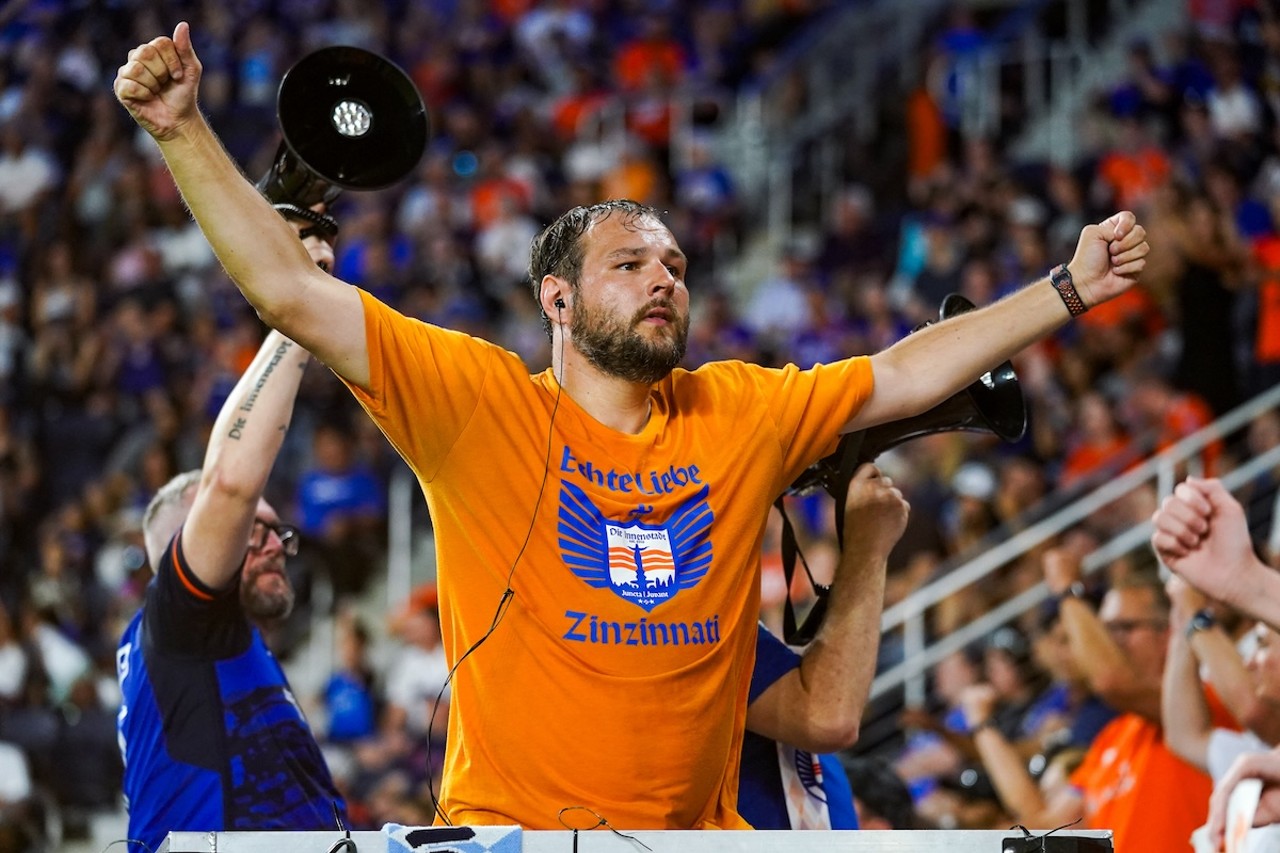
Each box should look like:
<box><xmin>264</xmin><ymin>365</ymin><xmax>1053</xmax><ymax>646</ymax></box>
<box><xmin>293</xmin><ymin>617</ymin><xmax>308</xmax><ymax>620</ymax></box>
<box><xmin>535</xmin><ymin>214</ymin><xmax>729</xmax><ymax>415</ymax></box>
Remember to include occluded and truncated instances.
<box><xmin>558</xmin><ymin>480</ymin><xmax>713</xmax><ymax>611</ymax></box>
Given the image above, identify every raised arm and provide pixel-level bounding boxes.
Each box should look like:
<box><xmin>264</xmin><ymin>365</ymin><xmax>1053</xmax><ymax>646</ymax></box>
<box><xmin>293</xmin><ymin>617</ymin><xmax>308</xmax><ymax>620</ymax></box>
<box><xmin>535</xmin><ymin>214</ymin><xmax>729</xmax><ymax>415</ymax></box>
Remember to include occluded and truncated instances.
<box><xmin>1043</xmin><ymin>549</ymin><xmax>1164</xmax><ymax>721</ymax></box>
<box><xmin>179</xmin><ymin>226</ymin><xmax>332</xmax><ymax>590</ymax></box>
<box><xmin>1169</xmin><ymin>575</ymin><xmax>1273</xmax><ymax>743</ymax></box>
<box><xmin>1153</xmin><ymin>477</ymin><xmax>1280</xmax><ymax>632</ymax></box>
<box><xmin>960</xmin><ymin>683</ymin><xmax>1085</xmax><ymax>829</ymax></box>
<box><xmin>850</xmin><ymin>212</ymin><xmax>1148</xmax><ymax>431</ymax></box>
<box><xmin>746</xmin><ymin>464</ymin><xmax>909</xmax><ymax>752</ymax></box>
<box><xmin>113</xmin><ymin>22</ymin><xmax>370</xmax><ymax>387</ymax></box>
<box><xmin>1162</xmin><ymin>578</ymin><xmax>1214</xmax><ymax>772</ymax></box>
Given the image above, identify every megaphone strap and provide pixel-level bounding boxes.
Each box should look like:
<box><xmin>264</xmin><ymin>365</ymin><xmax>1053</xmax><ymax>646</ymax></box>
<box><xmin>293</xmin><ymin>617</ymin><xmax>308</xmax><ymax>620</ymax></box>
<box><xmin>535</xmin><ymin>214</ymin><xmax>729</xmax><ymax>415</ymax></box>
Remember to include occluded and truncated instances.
<box><xmin>776</xmin><ymin>493</ymin><xmax>824</xmax><ymax>646</ymax></box>
<box><xmin>272</xmin><ymin>203</ymin><xmax>340</xmax><ymax>241</ymax></box>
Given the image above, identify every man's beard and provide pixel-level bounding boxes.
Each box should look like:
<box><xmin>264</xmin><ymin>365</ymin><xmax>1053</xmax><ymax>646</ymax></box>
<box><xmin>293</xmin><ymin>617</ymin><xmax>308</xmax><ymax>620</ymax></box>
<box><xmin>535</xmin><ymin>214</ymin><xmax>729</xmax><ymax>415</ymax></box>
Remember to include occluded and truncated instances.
<box><xmin>240</xmin><ymin>564</ymin><xmax>295</xmax><ymax>623</ymax></box>
<box><xmin>572</xmin><ymin>297</ymin><xmax>688</xmax><ymax>384</ymax></box>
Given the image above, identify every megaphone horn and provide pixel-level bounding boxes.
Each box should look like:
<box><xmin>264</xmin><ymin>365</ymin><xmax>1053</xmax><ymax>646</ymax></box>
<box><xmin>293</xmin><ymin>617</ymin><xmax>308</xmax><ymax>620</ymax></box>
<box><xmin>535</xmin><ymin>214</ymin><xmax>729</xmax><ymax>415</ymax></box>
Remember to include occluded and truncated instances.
<box><xmin>256</xmin><ymin>46</ymin><xmax>430</xmax><ymax>213</ymax></box>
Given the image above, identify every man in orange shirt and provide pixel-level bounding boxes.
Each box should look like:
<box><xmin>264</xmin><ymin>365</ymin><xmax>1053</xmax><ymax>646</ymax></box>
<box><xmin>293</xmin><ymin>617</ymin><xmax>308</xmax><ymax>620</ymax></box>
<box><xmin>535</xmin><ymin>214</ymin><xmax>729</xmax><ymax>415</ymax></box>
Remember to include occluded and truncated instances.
<box><xmin>1249</xmin><ymin>231</ymin><xmax>1280</xmax><ymax>394</ymax></box>
<box><xmin>1127</xmin><ymin>370</ymin><xmax>1222</xmax><ymax>475</ymax></box>
<box><xmin>613</xmin><ymin>13</ymin><xmax>687</xmax><ymax>91</ymax></box>
<box><xmin>1096</xmin><ymin>113</ymin><xmax>1171</xmax><ymax>211</ymax></box>
<box><xmin>1154</xmin><ymin>477</ymin><xmax>1280</xmax><ymax>849</ymax></box>
<box><xmin>1036</xmin><ymin>553</ymin><xmax>1220</xmax><ymax>852</ymax></box>
<box><xmin>114</xmin><ymin>22</ymin><xmax>1151</xmax><ymax>829</ymax></box>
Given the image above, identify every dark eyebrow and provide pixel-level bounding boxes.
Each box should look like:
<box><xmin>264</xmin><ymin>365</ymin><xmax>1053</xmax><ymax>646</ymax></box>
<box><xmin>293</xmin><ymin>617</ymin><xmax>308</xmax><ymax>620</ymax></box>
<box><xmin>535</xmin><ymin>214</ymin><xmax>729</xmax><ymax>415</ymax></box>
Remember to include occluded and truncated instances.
<box><xmin>603</xmin><ymin>246</ymin><xmax>688</xmax><ymax>265</ymax></box>
<box><xmin>604</xmin><ymin>247</ymin><xmax>646</xmax><ymax>261</ymax></box>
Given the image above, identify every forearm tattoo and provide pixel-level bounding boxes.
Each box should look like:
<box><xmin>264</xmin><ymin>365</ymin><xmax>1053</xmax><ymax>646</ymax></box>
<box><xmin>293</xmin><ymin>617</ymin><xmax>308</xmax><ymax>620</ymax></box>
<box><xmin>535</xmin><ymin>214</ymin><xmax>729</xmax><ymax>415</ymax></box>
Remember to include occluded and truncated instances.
<box><xmin>227</xmin><ymin>340</ymin><xmax>295</xmax><ymax>439</ymax></box>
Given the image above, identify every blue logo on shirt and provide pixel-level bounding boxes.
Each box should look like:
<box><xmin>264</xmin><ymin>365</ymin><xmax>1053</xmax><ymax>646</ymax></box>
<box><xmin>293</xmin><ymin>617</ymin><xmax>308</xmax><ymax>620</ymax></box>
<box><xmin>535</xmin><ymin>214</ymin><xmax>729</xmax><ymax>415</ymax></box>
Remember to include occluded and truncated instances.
<box><xmin>558</xmin><ymin>479</ymin><xmax>713</xmax><ymax>612</ymax></box>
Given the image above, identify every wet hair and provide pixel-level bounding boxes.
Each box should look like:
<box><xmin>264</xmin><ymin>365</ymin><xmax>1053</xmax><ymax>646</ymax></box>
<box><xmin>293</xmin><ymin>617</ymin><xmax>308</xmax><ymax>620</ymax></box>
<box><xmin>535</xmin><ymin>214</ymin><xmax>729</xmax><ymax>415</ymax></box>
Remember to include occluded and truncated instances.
<box><xmin>527</xmin><ymin>199</ymin><xmax>664</xmax><ymax>341</ymax></box>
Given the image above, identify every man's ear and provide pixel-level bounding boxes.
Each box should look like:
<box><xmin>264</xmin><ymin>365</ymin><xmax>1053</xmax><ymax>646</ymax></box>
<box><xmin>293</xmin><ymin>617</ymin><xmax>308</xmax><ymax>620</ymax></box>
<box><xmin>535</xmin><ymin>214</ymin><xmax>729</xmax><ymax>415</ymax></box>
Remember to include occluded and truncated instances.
<box><xmin>540</xmin><ymin>275</ymin><xmax>569</xmax><ymax>319</ymax></box>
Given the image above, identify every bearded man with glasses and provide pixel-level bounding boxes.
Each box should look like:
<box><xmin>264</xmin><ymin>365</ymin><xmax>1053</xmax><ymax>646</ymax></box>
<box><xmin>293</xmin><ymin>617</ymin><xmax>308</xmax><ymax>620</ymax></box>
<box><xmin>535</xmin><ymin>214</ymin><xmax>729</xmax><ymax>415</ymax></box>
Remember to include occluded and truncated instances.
<box><xmin>1019</xmin><ymin>550</ymin><xmax>1233</xmax><ymax>853</ymax></box>
<box><xmin>114</xmin><ymin>216</ymin><xmax>344</xmax><ymax>853</ymax></box>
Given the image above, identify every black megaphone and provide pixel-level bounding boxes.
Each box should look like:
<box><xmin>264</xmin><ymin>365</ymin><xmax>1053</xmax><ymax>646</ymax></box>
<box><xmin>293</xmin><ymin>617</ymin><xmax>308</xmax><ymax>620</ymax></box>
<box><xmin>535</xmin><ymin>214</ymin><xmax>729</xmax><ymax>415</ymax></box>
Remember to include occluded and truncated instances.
<box><xmin>255</xmin><ymin>45</ymin><xmax>429</xmax><ymax>217</ymax></box>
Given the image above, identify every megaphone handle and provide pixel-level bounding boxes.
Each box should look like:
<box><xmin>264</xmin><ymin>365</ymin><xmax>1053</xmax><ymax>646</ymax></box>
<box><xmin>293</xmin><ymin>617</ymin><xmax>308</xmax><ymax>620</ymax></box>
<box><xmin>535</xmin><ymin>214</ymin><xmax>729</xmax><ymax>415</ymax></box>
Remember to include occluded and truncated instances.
<box><xmin>777</xmin><ymin>495</ymin><xmax>802</xmax><ymax>645</ymax></box>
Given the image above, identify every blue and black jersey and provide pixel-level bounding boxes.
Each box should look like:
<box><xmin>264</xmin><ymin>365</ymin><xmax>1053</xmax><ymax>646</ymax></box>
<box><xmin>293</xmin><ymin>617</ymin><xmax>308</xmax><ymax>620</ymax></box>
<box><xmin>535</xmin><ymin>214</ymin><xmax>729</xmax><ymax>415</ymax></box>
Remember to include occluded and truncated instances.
<box><xmin>738</xmin><ymin>623</ymin><xmax>858</xmax><ymax>830</ymax></box>
<box><xmin>116</xmin><ymin>532</ymin><xmax>342</xmax><ymax>853</ymax></box>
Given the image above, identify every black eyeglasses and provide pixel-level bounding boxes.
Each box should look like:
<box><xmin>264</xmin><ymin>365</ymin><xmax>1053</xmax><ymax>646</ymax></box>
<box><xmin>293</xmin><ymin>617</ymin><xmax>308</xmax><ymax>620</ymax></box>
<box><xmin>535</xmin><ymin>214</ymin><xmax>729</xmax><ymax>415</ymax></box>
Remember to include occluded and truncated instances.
<box><xmin>1103</xmin><ymin>618</ymin><xmax>1167</xmax><ymax>637</ymax></box>
<box><xmin>249</xmin><ymin>519</ymin><xmax>300</xmax><ymax>557</ymax></box>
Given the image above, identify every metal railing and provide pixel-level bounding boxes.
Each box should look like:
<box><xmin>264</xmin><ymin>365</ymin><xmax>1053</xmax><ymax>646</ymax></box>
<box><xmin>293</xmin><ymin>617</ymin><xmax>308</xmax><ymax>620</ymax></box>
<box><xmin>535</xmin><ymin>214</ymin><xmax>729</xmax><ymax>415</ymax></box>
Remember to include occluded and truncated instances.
<box><xmin>871</xmin><ymin>381</ymin><xmax>1280</xmax><ymax>709</ymax></box>
<box><xmin>716</xmin><ymin>0</ymin><xmax>951</xmax><ymax>244</ymax></box>
<box><xmin>712</xmin><ymin>0</ymin><xmax>1189</xmax><ymax>280</ymax></box>
<box><xmin>952</xmin><ymin>0</ymin><xmax>1188</xmax><ymax>164</ymax></box>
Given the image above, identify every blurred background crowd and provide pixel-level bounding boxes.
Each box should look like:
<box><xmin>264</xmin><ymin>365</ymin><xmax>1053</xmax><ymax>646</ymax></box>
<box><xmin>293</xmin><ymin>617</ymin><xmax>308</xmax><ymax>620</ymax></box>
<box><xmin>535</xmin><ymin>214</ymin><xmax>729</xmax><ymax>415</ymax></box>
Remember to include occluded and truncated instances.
<box><xmin>3</xmin><ymin>0</ymin><xmax>1280</xmax><ymax>848</ymax></box>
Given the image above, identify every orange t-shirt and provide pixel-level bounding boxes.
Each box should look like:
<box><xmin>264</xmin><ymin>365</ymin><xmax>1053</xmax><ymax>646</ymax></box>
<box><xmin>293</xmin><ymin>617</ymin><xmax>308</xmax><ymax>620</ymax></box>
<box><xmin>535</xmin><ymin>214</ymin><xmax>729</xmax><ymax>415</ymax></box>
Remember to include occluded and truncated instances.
<box><xmin>551</xmin><ymin>91</ymin><xmax>611</xmax><ymax>141</ymax></box>
<box><xmin>1070</xmin><ymin>713</ymin><xmax>1214</xmax><ymax>853</ymax></box>
<box><xmin>1098</xmin><ymin>147</ymin><xmax>1171</xmax><ymax>210</ymax></box>
<box><xmin>343</xmin><ymin>290</ymin><xmax>874</xmax><ymax>829</ymax></box>
<box><xmin>1251</xmin><ymin>235</ymin><xmax>1280</xmax><ymax>363</ymax></box>
<box><xmin>601</xmin><ymin>158</ymin><xmax>661</xmax><ymax>206</ymax></box>
<box><xmin>1159</xmin><ymin>394</ymin><xmax>1222</xmax><ymax>475</ymax></box>
<box><xmin>1060</xmin><ymin>436</ymin><xmax>1138</xmax><ymax>488</ymax></box>
<box><xmin>613</xmin><ymin>40</ymin><xmax>686</xmax><ymax>90</ymax></box>
<box><xmin>470</xmin><ymin>177</ymin><xmax>531</xmax><ymax>231</ymax></box>
<box><xmin>906</xmin><ymin>87</ymin><xmax>947</xmax><ymax>180</ymax></box>
<box><xmin>1076</xmin><ymin>285</ymin><xmax>1163</xmax><ymax>334</ymax></box>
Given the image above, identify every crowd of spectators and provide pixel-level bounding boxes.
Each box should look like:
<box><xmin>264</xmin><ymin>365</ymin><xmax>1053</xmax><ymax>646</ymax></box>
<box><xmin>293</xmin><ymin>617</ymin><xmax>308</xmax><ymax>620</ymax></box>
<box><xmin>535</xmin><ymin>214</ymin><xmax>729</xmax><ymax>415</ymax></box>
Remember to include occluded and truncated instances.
<box><xmin>3</xmin><ymin>0</ymin><xmax>1280</xmax><ymax>847</ymax></box>
<box><xmin>824</xmin><ymin>1</ymin><xmax>1280</xmax><ymax>842</ymax></box>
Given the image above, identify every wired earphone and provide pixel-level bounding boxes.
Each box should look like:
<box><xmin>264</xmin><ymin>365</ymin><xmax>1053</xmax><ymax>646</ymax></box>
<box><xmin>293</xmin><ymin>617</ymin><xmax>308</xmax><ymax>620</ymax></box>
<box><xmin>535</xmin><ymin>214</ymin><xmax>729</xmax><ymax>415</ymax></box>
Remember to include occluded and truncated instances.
<box><xmin>424</xmin><ymin>292</ymin><xmax>568</xmax><ymax>824</ymax></box>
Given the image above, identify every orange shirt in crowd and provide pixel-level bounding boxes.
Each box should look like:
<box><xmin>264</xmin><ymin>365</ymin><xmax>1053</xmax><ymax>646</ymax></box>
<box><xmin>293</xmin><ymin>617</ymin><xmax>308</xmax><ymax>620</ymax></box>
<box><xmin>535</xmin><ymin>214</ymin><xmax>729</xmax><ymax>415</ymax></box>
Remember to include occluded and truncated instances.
<box><xmin>601</xmin><ymin>155</ymin><xmax>662</xmax><ymax>206</ymax></box>
<box><xmin>1071</xmin><ymin>713</ymin><xmax>1213</xmax><ymax>853</ymax></box>
<box><xmin>470</xmin><ymin>177</ymin><xmax>531</xmax><ymax>231</ymax></box>
<box><xmin>1076</xmin><ymin>281</ymin><xmax>1164</xmax><ymax>336</ymax></box>
<box><xmin>490</xmin><ymin>0</ymin><xmax>534</xmax><ymax>25</ymax></box>
<box><xmin>1252</xmin><ymin>235</ymin><xmax>1280</xmax><ymax>364</ymax></box>
<box><xmin>551</xmin><ymin>90</ymin><xmax>611</xmax><ymax>141</ymax></box>
<box><xmin>1097</xmin><ymin>146</ymin><xmax>1170</xmax><ymax>210</ymax></box>
<box><xmin>1158</xmin><ymin>392</ymin><xmax>1222</xmax><ymax>475</ymax></box>
<box><xmin>1060</xmin><ymin>436</ymin><xmax>1138</xmax><ymax>489</ymax></box>
<box><xmin>906</xmin><ymin>86</ymin><xmax>948</xmax><ymax>180</ymax></box>
<box><xmin>614</xmin><ymin>40</ymin><xmax>687</xmax><ymax>90</ymax></box>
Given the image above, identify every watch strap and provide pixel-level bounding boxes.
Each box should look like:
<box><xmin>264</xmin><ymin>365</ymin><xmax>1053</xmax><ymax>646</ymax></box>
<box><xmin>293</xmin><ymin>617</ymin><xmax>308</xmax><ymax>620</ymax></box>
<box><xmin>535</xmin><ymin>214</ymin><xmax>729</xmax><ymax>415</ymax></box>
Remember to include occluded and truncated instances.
<box><xmin>1057</xmin><ymin>580</ymin><xmax>1087</xmax><ymax>602</ymax></box>
<box><xmin>1050</xmin><ymin>263</ymin><xmax>1088</xmax><ymax>317</ymax></box>
<box><xmin>272</xmin><ymin>203</ymin><xmax>340</xmax><ymax>241</ymax></box>
<box><xmin>971</xmin><ymin>717</ymin><xmax>1000</xmax><ymax>735</ymax></box>
<box><xmin>1186</xmin><ymin>607</ymin><xmax>1217</xmax><ymax>639</ymax></box>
